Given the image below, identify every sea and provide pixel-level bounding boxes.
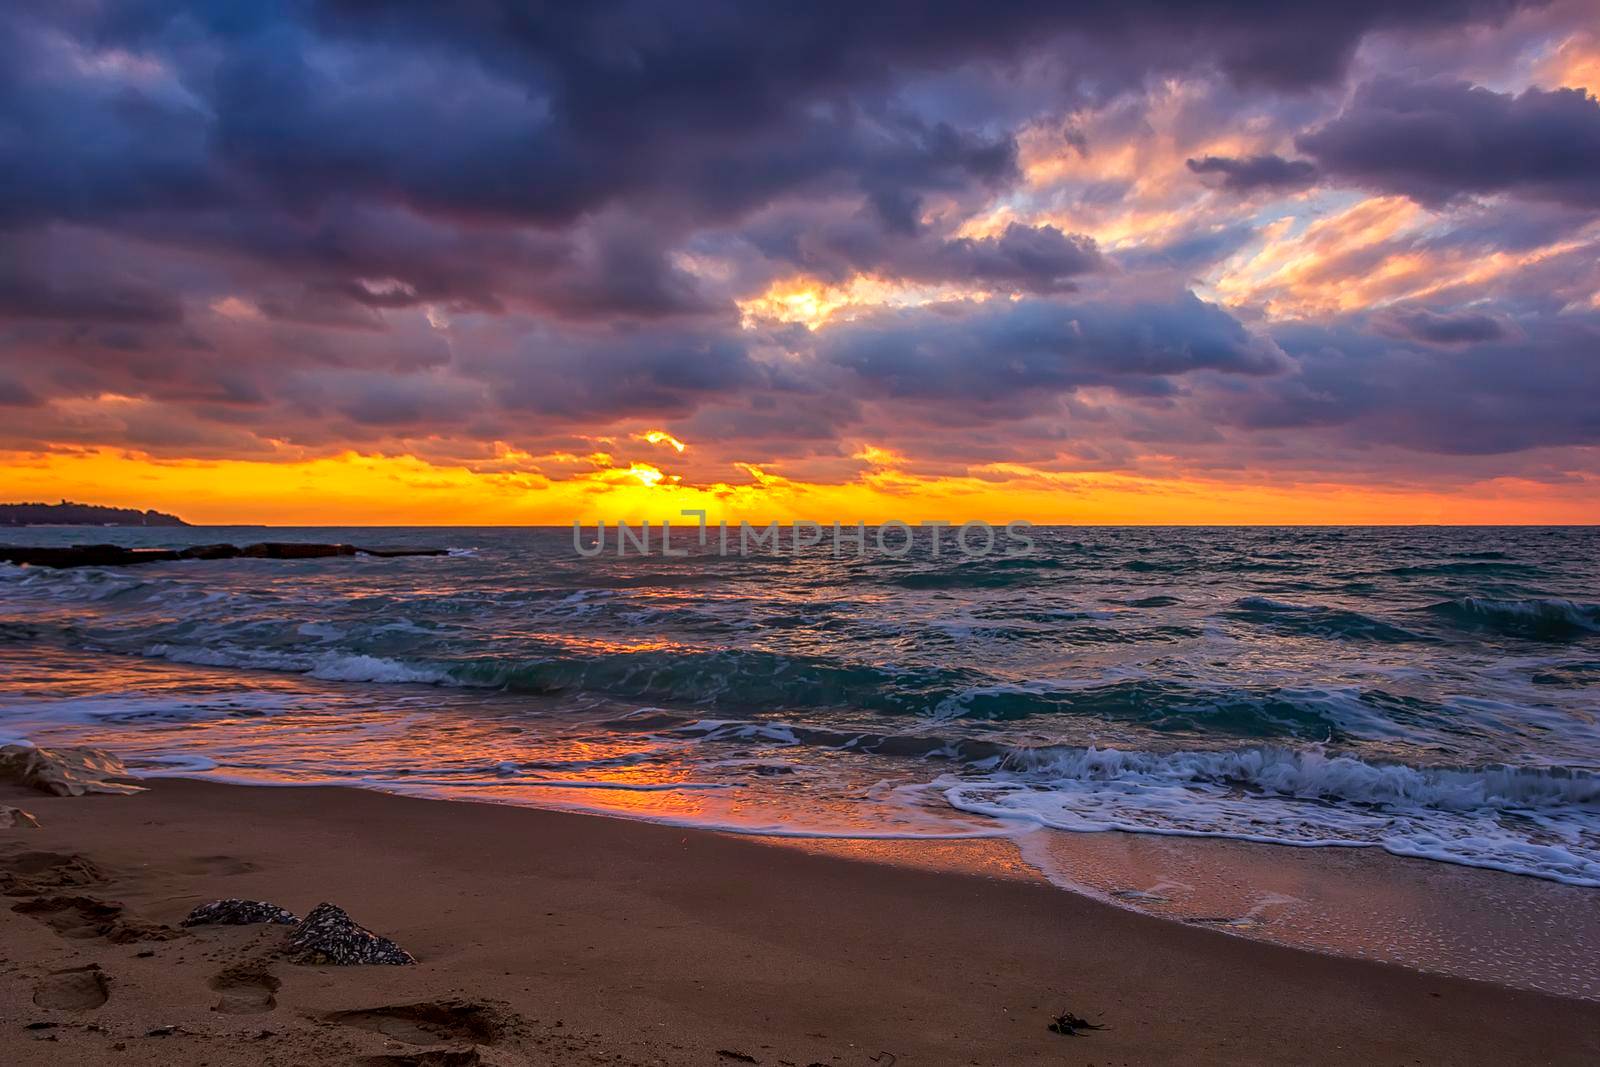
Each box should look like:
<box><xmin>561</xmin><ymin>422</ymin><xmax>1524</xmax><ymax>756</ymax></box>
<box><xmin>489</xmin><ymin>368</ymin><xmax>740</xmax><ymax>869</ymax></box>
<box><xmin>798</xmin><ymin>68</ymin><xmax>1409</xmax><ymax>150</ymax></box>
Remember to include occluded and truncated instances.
<box><xmin>3</xmin><ymin>525</ymin><xmax>1599</xmax><ymax>992</ymax></box>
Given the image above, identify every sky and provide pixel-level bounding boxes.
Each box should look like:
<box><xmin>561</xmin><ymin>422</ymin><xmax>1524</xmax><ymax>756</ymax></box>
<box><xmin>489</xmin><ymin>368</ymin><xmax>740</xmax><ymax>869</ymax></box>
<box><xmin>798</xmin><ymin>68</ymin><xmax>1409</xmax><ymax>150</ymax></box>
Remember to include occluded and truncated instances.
<box><xmin>1</xmin><ymin>1</ymin><xmax>1598</xmax><ymax>525</ymax></box>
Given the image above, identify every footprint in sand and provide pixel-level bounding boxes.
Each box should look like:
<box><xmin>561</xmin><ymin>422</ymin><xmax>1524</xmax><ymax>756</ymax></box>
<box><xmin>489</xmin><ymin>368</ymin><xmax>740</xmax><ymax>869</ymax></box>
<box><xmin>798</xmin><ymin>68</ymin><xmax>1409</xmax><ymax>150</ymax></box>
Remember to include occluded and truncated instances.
<box><xmin>179</xmin><ymin>854</ymin><xmax>260</xmax><ymax>877</ymax></box>
<box><xmin>0</xmin><ymin>851</ymin><xmax>109</xmax><ymax>896</ymax></box>
<box><xmin>361</xmin><ymin>1052</ymin><xmax>482</xmax><ymax>1067</ymax></box>
<box><xmin>32</xmin><ymin>964</ymin><xmax>110</xmax><ymax>1010</ymax></box>
<box><xmin>210</xmin><ymin>962</ymin><xmax>281</xmax><ymax>1014</ymax></box>
<box><xmin>11</xmin><ymin>895</ymin><xmax>183</xmax><ymax>943</ymax></box>
<box><xmin>324</xmin><ymin>999</ymin><xmax>511</xmax><ymax>1046</ymax></box>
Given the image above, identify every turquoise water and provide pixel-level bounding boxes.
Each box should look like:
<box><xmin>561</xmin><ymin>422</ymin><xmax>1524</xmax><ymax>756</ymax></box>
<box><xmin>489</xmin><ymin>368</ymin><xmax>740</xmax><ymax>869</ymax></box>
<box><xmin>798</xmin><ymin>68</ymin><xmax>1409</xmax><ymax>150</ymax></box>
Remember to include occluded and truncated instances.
<box><xmin>2</xmin><ymin>526</ymin><xmax>1598</xmax><ymax>885</ymax></box>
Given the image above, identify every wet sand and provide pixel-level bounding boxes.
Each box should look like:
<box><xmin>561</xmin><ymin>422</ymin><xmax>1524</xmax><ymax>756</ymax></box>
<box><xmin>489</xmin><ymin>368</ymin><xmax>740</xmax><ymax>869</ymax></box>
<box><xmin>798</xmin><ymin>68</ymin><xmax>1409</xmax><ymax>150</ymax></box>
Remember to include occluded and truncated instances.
<box><xmin>2</xmin><ymin>778</ymin><xmax>1598</xmax><ymax>1065</ymax></box>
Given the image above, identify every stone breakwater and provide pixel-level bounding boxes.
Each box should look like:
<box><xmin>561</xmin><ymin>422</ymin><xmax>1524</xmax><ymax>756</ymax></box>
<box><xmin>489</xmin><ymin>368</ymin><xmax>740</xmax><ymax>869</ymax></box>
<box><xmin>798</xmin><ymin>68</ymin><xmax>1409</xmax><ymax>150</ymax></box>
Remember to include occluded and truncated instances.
<box><xmin>0</xmin><ymin>542</ymin><xmax>448</xmax><ymax>569</ymax></box>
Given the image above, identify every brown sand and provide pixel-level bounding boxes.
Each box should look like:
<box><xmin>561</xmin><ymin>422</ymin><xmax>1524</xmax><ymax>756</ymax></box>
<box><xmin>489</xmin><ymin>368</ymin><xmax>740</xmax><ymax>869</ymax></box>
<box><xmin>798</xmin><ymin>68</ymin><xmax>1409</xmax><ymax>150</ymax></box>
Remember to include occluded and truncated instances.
<box><xmin>2</xmin><ymin>779</ymin><xmax>1597</xmax><ymax>1065</ymax></box>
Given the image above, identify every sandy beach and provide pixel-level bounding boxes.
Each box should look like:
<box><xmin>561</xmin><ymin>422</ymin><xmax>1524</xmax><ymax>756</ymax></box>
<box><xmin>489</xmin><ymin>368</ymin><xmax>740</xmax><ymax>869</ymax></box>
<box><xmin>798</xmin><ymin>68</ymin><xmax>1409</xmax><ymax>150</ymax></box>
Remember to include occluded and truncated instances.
<box><xmin>2</xmin><ymin>779</ymin><xmax>1597</xmax><ymax>1066</ymax></box>
<box><xmin>7</xmin><ymin>0</ymin><xmax>1600</xmax><ymax>1058</ymax></box>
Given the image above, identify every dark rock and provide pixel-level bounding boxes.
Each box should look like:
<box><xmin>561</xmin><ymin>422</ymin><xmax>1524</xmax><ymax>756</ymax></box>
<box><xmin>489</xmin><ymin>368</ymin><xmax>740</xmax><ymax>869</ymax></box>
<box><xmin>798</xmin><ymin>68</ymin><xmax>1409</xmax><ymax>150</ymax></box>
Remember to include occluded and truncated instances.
<box><xmin>240</xmin><ymin>542</ymin><xmax>357</xmax><ymax>560</ymax></box>
<box><xmin>284</xmin><ymin>902</ymin><xmax>415</xmax><ymax>966</ymax></box>
<box><xmin>0</xmin><ymin>744</ymin><xmax>142</xmax><ymax>796</ymax></box>
<box><xmin>1047</xmin><ymin>1010</ymin><xmax>1105</xmax><ymax>1036</ymax></box>
<box><xmin>178</xmin><ymin>543</ymin><xmax>242</xmax><ymax>561</ymax></box>
<box><xmin>181</xmin><ymin>899</ymin><xmax>298</xmax><ymax>927</ymax></box>
<box><xmin>0</xmin><ymin>545</ymin><xmax>180</xmax><ymax>568</ymax></box>
<box><xmin>1</xmin><ymin>541</ymin><xmax>447</xmax><ymax>569</ymax></box>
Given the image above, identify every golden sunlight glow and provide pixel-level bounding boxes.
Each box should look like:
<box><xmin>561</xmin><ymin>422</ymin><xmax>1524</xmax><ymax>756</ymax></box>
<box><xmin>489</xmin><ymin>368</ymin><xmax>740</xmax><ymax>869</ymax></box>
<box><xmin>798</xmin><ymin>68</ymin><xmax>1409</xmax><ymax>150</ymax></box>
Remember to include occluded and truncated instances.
<box><xmin>628</xmin><ymin>462</ymin><xmax>666</xmax><ymax>487</ymax></box>
<box><xmin>2</xmin><ymin>447</ymin><xmax>1596</xmax><ymax>526</ymax></box>
<box><xmin>738</xmin><ymin>273</ymin><xmax>994</xmax><ymax>330</ymax></box>
<box><xmin>637</xmin><ymin>430</ymin><xmax>687</xmax><ymax>452</ymax></box>
<box><xmin>853</xmin><ymin>444</ymin><xmax>909</xmax><ymax>468</ymax></box>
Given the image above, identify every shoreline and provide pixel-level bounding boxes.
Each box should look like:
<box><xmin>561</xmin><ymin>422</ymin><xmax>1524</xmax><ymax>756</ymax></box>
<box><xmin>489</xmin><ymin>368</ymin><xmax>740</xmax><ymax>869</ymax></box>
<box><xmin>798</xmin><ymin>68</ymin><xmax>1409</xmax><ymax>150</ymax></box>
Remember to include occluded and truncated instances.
<box><xmin>5</xmin><ymin>639</ymin><xmax>1600</xmax><ymax>1002</ymax></box>
<box><xmin>125</xmin><ymin>766</ymin><xmax>1600</xmax><ymax>1001</ymax></box>
<box><xmin>3</xmin><ymin>779</ymin><xmax>1597</xmax><ymax>1065</ymax></box>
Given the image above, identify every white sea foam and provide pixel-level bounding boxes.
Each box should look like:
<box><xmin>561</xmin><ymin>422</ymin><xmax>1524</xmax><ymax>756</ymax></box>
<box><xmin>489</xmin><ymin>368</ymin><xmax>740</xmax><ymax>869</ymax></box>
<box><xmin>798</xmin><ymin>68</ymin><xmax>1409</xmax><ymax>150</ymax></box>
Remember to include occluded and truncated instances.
<box><xmin>308</xmin><ymin>653</ymin><xmax>447</xmax><ymax>684</ymax></box>
<box><xmin>297</xmin><ymin>621</ymin><xmax>345</xmax><ymax>639</ymax></box>
<box><xmin>0</xmin><ymin>691</ymin><xmax>296</xmax><ymax>725</ymax></box>
<box><xmin>129</xmin><ymin>753</ymin><xmax>220</xmax><ymax>774</ymax></box>
<box><xmin>143</xmin><ymin>643</ymin><xmax>448</xmax><ymax>685</ymax></box>
<box><xmin>939</xmin><ymin>746</ymin><xmax>1600</xmax><ymax>886</ymax></box>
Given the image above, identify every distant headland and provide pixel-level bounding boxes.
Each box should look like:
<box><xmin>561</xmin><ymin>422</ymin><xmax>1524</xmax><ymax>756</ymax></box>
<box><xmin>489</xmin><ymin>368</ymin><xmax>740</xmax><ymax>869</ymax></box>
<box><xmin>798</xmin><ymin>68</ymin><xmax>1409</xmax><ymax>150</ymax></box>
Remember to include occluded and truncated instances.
<box><xmin>0</xmin><ymin>501</ymin><xmax>189</xmax><ymax>527</ymax></box>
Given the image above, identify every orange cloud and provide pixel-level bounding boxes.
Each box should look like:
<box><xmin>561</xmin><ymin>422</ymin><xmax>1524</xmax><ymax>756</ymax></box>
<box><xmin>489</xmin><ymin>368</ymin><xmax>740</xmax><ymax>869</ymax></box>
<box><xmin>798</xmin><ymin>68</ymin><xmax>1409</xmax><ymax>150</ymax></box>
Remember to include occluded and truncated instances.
<box><xmin>1207</xmin><ymin>196</ymin><xmax>1599</xmax><ymax>318</ymax></box>
<box><xmin>1537</xmin><ymin>31</ymin><xmax>1600</xmax><ymax>94</ymax></box>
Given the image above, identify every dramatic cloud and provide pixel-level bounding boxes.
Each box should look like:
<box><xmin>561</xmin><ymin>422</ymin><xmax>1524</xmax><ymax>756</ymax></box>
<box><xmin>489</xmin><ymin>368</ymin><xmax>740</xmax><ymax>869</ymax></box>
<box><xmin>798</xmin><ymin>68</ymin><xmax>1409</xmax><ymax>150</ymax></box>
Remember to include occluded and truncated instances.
<box><xmin>1297</xmin><ymin>77</ymin><xmax>1600</xmax><ymax>208</ymax></box>
<box><xmin>1219</xmin><ymin>312</ymin><xmax>1600</xmax><ymax>454</ymax></box>
<box><xmin>1378</xmin><ymin>308</ymin><xmax>1509</xmax><ymax>344</ymax></box>
<box><xmin>1186</xmin><ymin>154</ymin><xmax>1319</xmax><ymax>193</ymax></box>
<box><xmin>819</xmin><ymin>292</ymin><xmax>1288</xmax><ymax>411</ymax></box>
<box><xmin>0</xmin><ymin>0</ymin><xmax>1596</xmax><ymax>520</ymax></box>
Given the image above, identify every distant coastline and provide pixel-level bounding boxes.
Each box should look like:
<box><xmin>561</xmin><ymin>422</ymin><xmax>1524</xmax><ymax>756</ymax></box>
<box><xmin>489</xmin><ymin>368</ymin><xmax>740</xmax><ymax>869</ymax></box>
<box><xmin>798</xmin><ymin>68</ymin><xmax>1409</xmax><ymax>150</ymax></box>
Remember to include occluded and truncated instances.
<box><xmin>0</xmin><ymin>500</ymin><xmax>189</xmax><ymax>527</ymax></box>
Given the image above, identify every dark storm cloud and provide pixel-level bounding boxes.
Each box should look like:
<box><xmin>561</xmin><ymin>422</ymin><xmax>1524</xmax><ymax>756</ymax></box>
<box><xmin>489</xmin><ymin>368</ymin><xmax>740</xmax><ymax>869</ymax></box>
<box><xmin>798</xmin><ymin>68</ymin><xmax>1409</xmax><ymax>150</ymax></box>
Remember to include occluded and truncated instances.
<box><xmin>819</xmin><ymin>292</ymin><xmax>1287</xmax><ymax>412</ymax></box>
<box><xmin>464</xmin><ymin>327</ymin><xmax>771</xmax><ymax>422</ymax></box>
<box><xmin>0</xmin><ymin>378</ymin><xmax>38</xmax><ymax>407</ymax></box>
<box><xmin>742</xmin><ymin>211</ymin><xmax>1104</xmax><ymax>293</ymax></box>
<box><xmin>0</xmin><ymin>272</ymin><xmax>184</xmax><ymax>326</ymax></box>
<box><xmin>1379</xmin><ymin>308</ymin><xmax>1508</xmax><ymax>344</ymax></box>
<box><xmin>0</xmin><ymin>0</ymin><xmax>1586</xmax><ymax>482</ymax></box>
<box><xmin>1297</xmin><ymin>77</ymin><xmax>1600</xmax><ymax>208</ymax></box>
<box><xmin>5</xmin><ymin>1</ymin><xmax>1541</xmax><ymax>232</ymax></box>
<box><xmin>904</xmin><ymin>225</ymin><xmax>1104</xmax><ymax>293</ymax></box>
<box><xmin>1218</xmin><ymin>313</ymin><xmax>1600</xmax><ymax>454</ymax></box>
<box><xmin>1186</xmin><ymin>154</ymin><xmax>1319</xmax><ymax>193</ymax></box>
<box><xmin>295</xmin><ymin>0</ymin><xmax>1536</xmax><ymax>95</ymax></box>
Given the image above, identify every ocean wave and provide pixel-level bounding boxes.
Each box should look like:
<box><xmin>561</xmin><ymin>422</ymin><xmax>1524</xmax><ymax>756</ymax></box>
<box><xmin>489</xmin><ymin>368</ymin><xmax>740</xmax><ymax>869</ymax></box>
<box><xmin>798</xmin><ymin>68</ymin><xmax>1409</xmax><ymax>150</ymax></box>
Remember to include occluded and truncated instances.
<box><xmin>147</xmin><ymin>643</ymin><xmax>450</xmax><ymax>685</ymax></box>
<box><xmin>877</xmin><ymin>554</ymin><xmax>1065</xmax><ymax>588</ymax></box>
<box><xmin>0</xmin><ymin>690</ymin><xmax>298</xmax><ymax>726</ymax></box>
<box><xmin>940</xmin><ymin>746</ymin><xmax>1600</xmax><ymax>886</ymax></box>
<box><xmin>1227</xmin><ymin>596</ymin><xmax>1427</xmax><ymax>642</ymax></box>
<box><xmin>1386</xmin><ymin>561</ymin><xmax>1540</xmax><ymax>577</ymax></box>
<box><xmin>1119</xmin><ymin>595</ymin><xmax>1183</xmax><ymax>608</ymax></box>
<box><xmin>473</xmin><ymin>655</ymin><xmax>1413</xmax><ymax>737</ymax></box>
<box><xmin>1425</xmin><ymin>597</ymin><xmax>1600</xmax><ymax>640</ymax></box>
<box><xmin>982</xmin><ymin>744</ymin><xmax>1600</xmax><ymax>809</ymax></box>
<box><xmin>86</xmin><ymin>634</ymin><xmax>1455</xmax><ymax>741</ymax></box>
